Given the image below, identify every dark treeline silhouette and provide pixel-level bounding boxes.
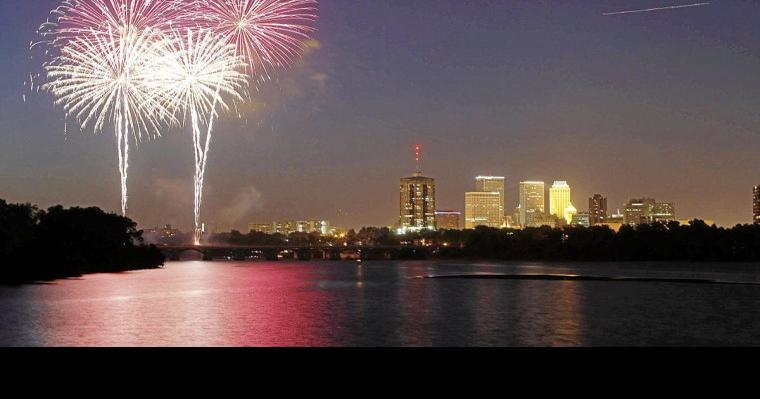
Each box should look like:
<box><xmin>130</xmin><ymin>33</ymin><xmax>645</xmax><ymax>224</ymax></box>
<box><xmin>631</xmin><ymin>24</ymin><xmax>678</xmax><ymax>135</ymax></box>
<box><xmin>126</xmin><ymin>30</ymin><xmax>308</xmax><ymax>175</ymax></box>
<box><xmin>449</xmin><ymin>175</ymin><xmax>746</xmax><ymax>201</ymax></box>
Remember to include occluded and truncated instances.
<box><xmin>205</xmin><ymin>221</ymin><xmax>760</xmax><ymax>262</ymax></box>
<box><xmin>0</xmin><ymin>199</ymin><xmax>165</xmax><ymax>284</ymax></box>
<box><xmin>449</xmin><ymin>221</ymin><xmax>760</xmax><ymax>261</ymax></box>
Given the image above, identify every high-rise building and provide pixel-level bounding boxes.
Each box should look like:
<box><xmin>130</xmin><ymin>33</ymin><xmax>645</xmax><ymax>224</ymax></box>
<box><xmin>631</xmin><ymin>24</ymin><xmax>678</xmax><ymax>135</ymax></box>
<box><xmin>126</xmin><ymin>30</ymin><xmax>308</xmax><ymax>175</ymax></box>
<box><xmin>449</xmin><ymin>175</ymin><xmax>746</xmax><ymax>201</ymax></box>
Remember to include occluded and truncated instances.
<box><xmin>399</xmin><ymin>146</ymin><xmax>436</xmax><ymax>233</ymax></box>
<box><xmin>653</xmin><ymin>203</ymin><xmax>676</xmax><ymax>223</ymax></box>
<box><xmin>475</xmin><ymin>176</ymin><xmax>505</xmax><ymax>212</ymax></box>
<box><xmin>519</xmin><ymin>181</ymin><xmax>545</xmax><ymax>227</ymax></box>
<box><xmin>549</xmin><ymin>181</ymin><xmax>572</xmax><ymax>219</ymax></box>
<box><xmin>589</xmin><ymin>194</ymin><xmax>608</xmax><ymax>225</ymax></box>
<box><xmin>400</xmin><ymin>175</ymin><xmax>436</xmax><ymax>232</ymax></box>
<box><xmin>465</xmin><ymin>192</ymin><xmax>503</xmax><ymax>228</ymax></box>
<box><xmin>435</xmin><ymin>211</ymin><xmax>461</xmax><ymax>230</ymax></box>
<box><xmin>624</xmin><ymin>198</ymin><xmax>656</xmax><ymax>225</ymax></box>
<box><xmin>754</xmin><ymin>186</ymin><xmax>760</xmax><ymax>224</ymax></box>
<box><xmin>465</xmin><ymin>176</ymin><xmax>505</xmax><ymax>228</ymax></box>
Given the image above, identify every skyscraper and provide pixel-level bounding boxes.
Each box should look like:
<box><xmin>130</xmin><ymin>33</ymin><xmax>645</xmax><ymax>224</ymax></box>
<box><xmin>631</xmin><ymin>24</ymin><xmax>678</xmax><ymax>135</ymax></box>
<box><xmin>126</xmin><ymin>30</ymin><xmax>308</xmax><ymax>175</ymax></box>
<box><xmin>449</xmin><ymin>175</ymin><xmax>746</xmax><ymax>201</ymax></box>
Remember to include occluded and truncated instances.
<box><xmin>465</xmin><ymin>192</ymin><xmax>503</xmax><ymax>228</ymax></box>
<box><xmin>465</xmin><ymin>176</ymin><xmax>505</xmax><ymax>228</ymax></box>
<box><xmin>754</xmin><ymin>186</ymin><xmax>760</xmax><ymax>224</ymax></box>
<box><xmin>400</xmin><ymin>175</ymin><xmax>436</xmax><ymax>232</ymax></box>
<box><xmin>399</xmin><ymin>146</ymin><xmax>436</xmax><ymax>233</ymax></box>
<box><xmin>549</xmin><ymin>181</ymin><xmax>571</xmax><ymax>219</ymax></box>
<box><xmin>475</xmin><ymin>176</ymin><xmax>506</xmax><ymax>212</ymax></box>
<box><xmin>589</xmin><ymin>194</ymin><xmax>608</xmax><ymax>225</ymax></box>
<box><xmin>624</xmin><ymin>198</ymin><xmax>656</xmax><ymax>225</ymax></box>
<box><xmin>519</xmin><ymin>181</ymin><xmax>545</xmax><ymax>227</ymax></box>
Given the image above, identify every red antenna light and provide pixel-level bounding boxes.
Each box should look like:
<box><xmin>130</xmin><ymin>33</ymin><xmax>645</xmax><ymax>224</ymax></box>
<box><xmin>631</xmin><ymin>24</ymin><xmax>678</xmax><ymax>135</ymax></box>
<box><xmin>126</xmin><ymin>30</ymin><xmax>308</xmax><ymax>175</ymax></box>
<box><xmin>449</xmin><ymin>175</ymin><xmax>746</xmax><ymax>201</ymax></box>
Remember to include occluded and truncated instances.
<box><xmin>414</xmin><ymin>145</ymin><xmax>422</xmax><ymax>175</ymax></box>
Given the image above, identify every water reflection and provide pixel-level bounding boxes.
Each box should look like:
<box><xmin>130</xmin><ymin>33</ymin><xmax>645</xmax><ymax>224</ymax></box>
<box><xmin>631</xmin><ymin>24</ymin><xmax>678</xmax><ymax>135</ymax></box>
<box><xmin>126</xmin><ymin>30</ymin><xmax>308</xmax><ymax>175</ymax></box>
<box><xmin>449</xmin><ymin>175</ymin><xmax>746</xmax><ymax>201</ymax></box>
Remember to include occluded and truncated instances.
<box><xmin>0</xmin><ymin>261</ymin><xmax>757</xmax><ymax>346</ymax></box>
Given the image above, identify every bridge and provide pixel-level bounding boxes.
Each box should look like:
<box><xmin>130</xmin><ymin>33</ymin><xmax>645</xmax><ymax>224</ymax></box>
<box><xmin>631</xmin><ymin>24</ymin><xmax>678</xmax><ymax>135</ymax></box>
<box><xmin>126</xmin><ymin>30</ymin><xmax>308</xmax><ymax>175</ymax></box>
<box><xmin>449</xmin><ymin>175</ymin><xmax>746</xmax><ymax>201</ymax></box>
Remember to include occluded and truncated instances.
<box><xmin>160</xmin><ymin>245</ymin><xmax>435</xmax><ymax>262</ymax></box>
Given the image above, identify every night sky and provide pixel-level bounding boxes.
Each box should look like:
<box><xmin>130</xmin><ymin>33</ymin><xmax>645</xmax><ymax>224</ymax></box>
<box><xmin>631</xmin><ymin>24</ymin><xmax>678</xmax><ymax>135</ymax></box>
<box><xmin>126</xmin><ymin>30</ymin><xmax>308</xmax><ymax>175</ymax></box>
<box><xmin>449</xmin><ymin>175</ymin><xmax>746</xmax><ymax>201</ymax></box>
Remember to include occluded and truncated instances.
<box><xmin>2</xmin><ymin>0</ymin><xmax>760</xmax><ymax>231</ymax></box>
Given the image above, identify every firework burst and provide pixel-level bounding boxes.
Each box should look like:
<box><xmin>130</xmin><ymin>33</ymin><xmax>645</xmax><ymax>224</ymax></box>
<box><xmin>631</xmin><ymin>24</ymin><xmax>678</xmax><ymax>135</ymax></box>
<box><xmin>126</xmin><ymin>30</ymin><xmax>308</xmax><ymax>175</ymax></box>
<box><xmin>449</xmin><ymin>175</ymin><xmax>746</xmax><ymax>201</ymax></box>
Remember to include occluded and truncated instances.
<box><xmin>37</xmin><ymin>0</ymin><xmax>188</xmax><ymax>216</ymax></box>
<box><xmin>153</xmin><ymin>29</ymin><xmax>247</xmax><ymax>244</ymax></box>
<box><xmin>43</xmin><ymin>26</ymin><xmax>171</xmax><ymax>216</ymax></box>
<box><xmin>173</xmin><ymin>0</ymin><xmax>318</xmax><ymax>244</ymax></box>
<box><xmin>38</xmin><ymin>0</ymin><xmax>187</xmax><ymax>44</ymax></box>
<box><xmin>36</xmin><ymin>0</ymin><xmax>319</xmax><ymax>234</ymax></box>
<box><xmin>197</xmin><ymin>0</ymin><xmax>319</xmax><ymax>80</ymax></box>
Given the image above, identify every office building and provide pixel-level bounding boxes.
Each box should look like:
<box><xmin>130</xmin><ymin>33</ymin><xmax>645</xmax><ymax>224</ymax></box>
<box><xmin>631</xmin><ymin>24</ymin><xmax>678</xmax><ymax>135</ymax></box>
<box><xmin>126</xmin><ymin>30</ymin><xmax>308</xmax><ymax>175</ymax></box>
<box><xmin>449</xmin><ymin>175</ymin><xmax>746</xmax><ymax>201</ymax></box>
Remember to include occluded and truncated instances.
<box><xmin>435</xmin><ymin>211</ymin><xmax>461</xmax><ymax>230</ymax></box>
<box><xmin>465</xmin><ymin>192</ymin><xmax>503</xmax><ymax>228</ymax></box>
<box><xmin>589</xmin><ymin>194</ymin><xmax>608</xmax><ymax>225</ymax></box>
<box><xmin>549</xmin><ymin>181</ymin><xmax>572</xmax><ymax>219</ymax></box>
<box><xmin>624</xmin><ymin>198</ymin><xmax>656</xmax><ymax>225</ymax></box>
<box><xmin>295</xmin><ymin>220</ymin><xmax>331</xmax><ymax>235</ymax></box>
<box><xmin>571</xmin><ymin>212</ymin><xmax>591</xmax><ymax>228</ymax></box>
<box><xmin>653</xmin><ymin>202</ymin><xmax>676</xmax><ymax>223</ymax></box>
<box><xmin>519</xmin><ymin>181</ymin><xmax>545</xmax><ymax>227</ymax></box>
<box><xmin>465</xmin><ymin>176</ymin><xmax>505</xmax><ymax>228</ymax></box>
<box><xmin>399</xmin><ymin>151</ymin><xmax>436</xmax><ymax>232</ymax></box>
<box><xmin>249</xmin><ymin>223</ymin><xmax>275</xmax><ymax>234</ymax></box>
<box><xmin>528</xmin><ymin>213</ymin><xmax>559</xmax><ymax>228</ymax></box>
<box><xmin>476</xmin><ymin>176</ymin><xmax>506</xmax><ymax>212</ymax></box>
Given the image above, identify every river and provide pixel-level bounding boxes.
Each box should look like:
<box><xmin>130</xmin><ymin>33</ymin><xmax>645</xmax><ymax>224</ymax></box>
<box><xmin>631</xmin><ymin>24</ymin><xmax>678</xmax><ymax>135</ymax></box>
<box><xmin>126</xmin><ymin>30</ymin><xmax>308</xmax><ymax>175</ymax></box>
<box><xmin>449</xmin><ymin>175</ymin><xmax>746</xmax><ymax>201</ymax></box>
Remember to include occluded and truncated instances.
<box><xmin>0</xmin><ymin>260</ymin><xmax>758</xmax><ymax>346</ymax></box>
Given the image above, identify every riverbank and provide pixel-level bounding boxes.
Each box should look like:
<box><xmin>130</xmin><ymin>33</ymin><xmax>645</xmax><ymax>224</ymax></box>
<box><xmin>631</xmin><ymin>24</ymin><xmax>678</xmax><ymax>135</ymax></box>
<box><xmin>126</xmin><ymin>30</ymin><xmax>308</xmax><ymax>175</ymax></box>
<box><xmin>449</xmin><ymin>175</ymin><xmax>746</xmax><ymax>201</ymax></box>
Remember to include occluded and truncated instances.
<box><xmin>0</xmin><ymin>199</ymin><xmax>165</xmax><ymax>285</ymax></box>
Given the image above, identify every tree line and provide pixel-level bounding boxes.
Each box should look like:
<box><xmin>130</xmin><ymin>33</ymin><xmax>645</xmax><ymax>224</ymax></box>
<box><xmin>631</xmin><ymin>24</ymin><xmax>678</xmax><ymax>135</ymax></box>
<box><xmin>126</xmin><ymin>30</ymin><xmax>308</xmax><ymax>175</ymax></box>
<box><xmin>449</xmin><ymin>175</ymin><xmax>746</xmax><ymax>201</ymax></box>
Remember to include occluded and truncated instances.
<box><xmin>0</xmin><ymin>199</ymin><xmax>165</xmax><ymax>284</ymax></box>
<box><xmin>202</xmin><ymin>221</ymin><xmax>760</xmax><ymax>262</ymax></box>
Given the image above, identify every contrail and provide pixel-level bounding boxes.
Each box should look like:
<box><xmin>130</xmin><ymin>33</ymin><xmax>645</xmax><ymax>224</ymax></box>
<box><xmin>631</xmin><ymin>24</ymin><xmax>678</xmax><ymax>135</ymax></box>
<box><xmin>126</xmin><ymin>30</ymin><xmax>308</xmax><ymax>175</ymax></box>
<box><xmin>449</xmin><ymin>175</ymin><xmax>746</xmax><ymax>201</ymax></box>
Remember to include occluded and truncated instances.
<box><xmin>603</xmin><ymin>2</ymin><xmax>711</xmax><ymax>16</ymax></box>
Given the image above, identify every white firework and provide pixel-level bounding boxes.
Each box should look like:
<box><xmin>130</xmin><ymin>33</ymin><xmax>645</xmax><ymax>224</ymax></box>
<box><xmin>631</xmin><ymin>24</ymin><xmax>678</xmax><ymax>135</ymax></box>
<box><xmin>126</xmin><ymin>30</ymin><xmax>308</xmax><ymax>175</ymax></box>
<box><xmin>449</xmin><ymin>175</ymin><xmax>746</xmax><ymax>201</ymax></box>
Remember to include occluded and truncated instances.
<box><xmin>43</xmin><ymin>26</ymin><xmax>171</xmax><ymax>215</ymax></box>
<box><xmin>36</xmin><ymin>0</ymin><xmax>190</xmax><ymax>216</ymax></box>
<box><xmin>153</xmin><ymin>29</ymin><xmax>247</xmax><ymax>244</ymax></box>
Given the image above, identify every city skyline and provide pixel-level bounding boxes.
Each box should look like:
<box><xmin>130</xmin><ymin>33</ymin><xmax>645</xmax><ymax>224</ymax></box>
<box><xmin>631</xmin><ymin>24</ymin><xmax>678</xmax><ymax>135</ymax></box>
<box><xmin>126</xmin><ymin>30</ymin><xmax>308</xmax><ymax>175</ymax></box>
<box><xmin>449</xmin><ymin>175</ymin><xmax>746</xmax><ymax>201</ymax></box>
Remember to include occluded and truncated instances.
<box><xmin>3</xmin><ymin>1</ymin><xmax>760</xmax><ymax>230</ymax></box>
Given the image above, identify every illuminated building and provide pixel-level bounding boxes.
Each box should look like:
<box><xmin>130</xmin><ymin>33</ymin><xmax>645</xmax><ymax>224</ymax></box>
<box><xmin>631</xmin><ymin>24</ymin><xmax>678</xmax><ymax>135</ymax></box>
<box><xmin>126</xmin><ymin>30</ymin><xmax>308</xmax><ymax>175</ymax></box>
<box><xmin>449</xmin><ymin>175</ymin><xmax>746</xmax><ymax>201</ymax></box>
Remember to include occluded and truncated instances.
<box><xmin>571</xmin><ymin>212</ymin><xmax>591</xmax><ymax>228</ymax></box>
<box><xmin>519</xmin><ymin>181</ymin><xmax>545</xmax><ymax>227</ymax></box>
<box><xmin>464</xmin><ymin>176</ymin><xmax>505</xmax><ymax>229</ymax></box>
<box><xmin>465</xmin><ymin>192</ymin><xmax>503</xmax><ymax>228</ymax></box>
<box><xmin>608</xmin><ymin>210</ymin><xmax>624</xmax><ymax>223</ymax></box>
<box><xmin>273</xmin><ymin>221</ymin><xmax>297</xmax><ymax>234</ymax></box>
<box><xmin>399</xmin><ymin>146</ymin><xmax>436</xmax><ymax>233</ymax></box>
<box><xmin>624</xmin><ymin>198</ymin><xmax>656</xmax><ymax>225</ymax></box>
<box><xmin>475</xmin><ymin>176</ymin><xmax>505</xmax><ymax>215</ymax></box>
<box><xmin>624</xmin><ymin>198</ymin><xmax>675</xmax><ymax>225</ymax></box>
<box><xmin>528</xmin><ymin>213</ymin><xmax>559</xmax><ymax>228</ymax></box>
<box><xmin>297</xmin><ymin>220</ymin><xmax>331</xmax><ymax>234</ymax></box>
<box><xmin>653</xmin><ymin>202</ymin><xmax>676</xmax><ymax>223</ymax></box>
<box><xmin>145</xmin><ymin>224</ymin><xmax>181</xmax><ymax>239</ymax></box>
<box><xmin>549</xmin><ymin>181</ymin><xmax>572</xmax><ymax>219</ymax></box>
<box><xmin>754</xmin><ymin>186</ymin><xmax>760</xmax><ymax>224</ymax></box>
<box><xmin>435</xmin><ymin>211</ymin><xmax>461</xmax><ymax>230</ymax></box>
<box><xmin>248</xmin><ymin>223</ymin><xmax>274</xmax><ymax>234</ymax></box>
<box><xmin>602</xmin><ymin>210</ymin><xmax>625</xmax><ymax>231</ymax></box>
<box><xmin>563</xmin><ymin>203</ymin><xmax>578</xmax><ymax>225</ymax></box>
<box><xmin>589</xmin><ymin>194</ymin><xmax>608</xmax><ymax>225</ymax></box>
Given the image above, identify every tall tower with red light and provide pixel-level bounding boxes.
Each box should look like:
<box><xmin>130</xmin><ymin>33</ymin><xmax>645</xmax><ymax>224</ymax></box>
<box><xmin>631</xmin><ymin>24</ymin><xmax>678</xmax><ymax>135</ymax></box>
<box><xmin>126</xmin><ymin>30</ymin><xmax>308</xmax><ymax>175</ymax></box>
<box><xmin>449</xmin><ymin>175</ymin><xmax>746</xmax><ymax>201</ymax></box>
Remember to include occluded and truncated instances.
<box><xmin>399</xmin><ymin>145</ymin><xmax>436</xmax><ymax>233</ymax></box>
